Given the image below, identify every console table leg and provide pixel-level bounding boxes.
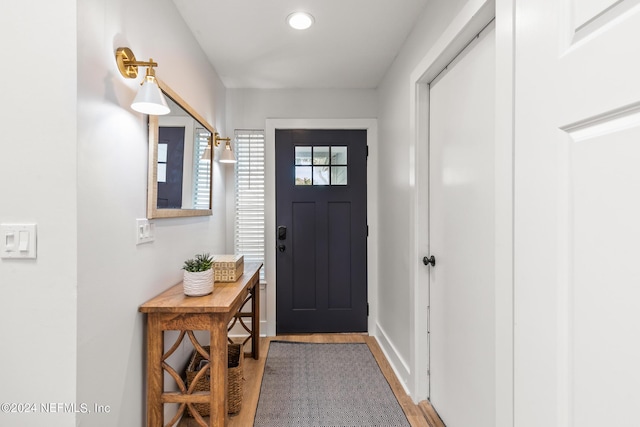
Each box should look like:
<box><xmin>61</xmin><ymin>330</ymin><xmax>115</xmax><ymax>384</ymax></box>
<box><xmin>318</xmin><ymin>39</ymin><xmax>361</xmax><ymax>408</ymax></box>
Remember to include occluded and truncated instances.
<box><xmin>250</xmin><ymin>283</ymin><xmax>260</xmax><ymax>360</ymax></box>
<box><xmin>209</xmin><ymin>317</ymin><xmax>228</xmax><ymax>426</ymax></box>
<box><xmin>147</xmin><ymin>315</ymin><xmax>164</xmax><ymax>427</ymax></box>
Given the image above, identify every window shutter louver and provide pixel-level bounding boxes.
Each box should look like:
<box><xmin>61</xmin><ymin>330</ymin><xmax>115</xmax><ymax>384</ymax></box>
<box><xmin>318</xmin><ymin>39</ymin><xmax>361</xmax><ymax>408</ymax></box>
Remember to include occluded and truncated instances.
<box><xmin>193</xmin><ymin>128</ymin><xmax>212</xmax><ymax>209</ymax></box>
<box><xmin>234</xmin><ymin>130</ymin><xmax>265</xmax><ymax>280</ymax></box>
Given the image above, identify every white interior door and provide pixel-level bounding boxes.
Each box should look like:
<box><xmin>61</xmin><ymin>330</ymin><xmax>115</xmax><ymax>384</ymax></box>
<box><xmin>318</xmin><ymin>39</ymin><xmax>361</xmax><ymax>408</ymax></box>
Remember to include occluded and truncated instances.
<box><xmin>428</xmin><ymin>23</ymin><xmax>496</xmax><ymax>427</ymax></box>
<box><xmin>515</xmin><ymin>1</ymin><xmax>640</xmax><ymax>426</ymax></box>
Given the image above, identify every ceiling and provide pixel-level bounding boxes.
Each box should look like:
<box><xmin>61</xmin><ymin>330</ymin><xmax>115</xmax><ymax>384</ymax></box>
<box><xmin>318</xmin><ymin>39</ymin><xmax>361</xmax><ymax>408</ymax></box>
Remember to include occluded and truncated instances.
<box><xmin>172</xmin><ymin>0</ymin><xmax>429</xmax><ymax>89</ymax></box>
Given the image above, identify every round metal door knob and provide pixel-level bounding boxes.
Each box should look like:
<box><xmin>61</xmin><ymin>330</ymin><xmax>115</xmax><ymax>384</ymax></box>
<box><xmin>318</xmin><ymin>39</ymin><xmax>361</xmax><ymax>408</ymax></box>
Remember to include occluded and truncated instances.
<box><xmin>423</xmin><ymin>255</ymin><xmax>436</xmax><ymax>266</ymax></box>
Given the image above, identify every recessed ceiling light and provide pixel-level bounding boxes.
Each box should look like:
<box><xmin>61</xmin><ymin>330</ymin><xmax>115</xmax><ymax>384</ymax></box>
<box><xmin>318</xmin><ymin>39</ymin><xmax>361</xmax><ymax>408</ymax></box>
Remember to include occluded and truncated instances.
<box><xmin>287</xmin><ymin>12</ymin><xmax>314</xmax><ymax>30</ymax></box>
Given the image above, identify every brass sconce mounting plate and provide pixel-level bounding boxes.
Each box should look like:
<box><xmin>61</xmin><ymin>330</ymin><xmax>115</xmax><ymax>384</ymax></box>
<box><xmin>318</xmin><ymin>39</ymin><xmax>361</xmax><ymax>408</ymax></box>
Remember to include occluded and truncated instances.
<box><xmin>116</xmin><ymin>47</ymin><xmax>139</xmax><ymax>79</ymax></box>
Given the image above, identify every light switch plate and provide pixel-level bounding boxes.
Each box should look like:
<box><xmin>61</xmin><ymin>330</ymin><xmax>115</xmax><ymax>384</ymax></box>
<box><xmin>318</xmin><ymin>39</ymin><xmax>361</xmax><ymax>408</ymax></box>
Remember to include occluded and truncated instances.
<box><xmin>136</xmin><ymin>219</ymin><xmax>155</xmax><ymax>245</ymax></box>
<box><xmin>1</xmin><ymin>224</ymin><xmax>37</xmax><ymax>259</ymax></box>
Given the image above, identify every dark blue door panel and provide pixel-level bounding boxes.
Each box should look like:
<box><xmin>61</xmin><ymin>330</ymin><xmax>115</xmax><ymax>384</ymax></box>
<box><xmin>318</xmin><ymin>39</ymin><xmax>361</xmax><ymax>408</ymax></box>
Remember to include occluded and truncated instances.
<box><xmin>276</xmin><ymin>129</ymin><xmax>368</xmax><ymax>333</ymax></box>
<box><xmin>157</xmin><ymin>126</ymin><xmax>185</xmax><ymax>209</ymax></box>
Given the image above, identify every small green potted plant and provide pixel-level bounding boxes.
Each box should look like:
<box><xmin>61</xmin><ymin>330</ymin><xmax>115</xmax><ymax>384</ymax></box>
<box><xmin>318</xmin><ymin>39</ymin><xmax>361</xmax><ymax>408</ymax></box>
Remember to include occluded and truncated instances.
<box><xmin>182</xmin><ymin>253</ymin><xmax>214</xmax><ymax>296</ymax></box>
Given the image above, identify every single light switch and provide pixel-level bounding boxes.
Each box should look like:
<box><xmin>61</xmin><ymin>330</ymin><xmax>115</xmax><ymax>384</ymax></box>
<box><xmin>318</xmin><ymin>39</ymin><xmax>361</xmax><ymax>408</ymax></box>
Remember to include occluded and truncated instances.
<box><xmin>19</xmin><ymin>231</ymin><xmax>29</xmax><ymax>251</ymax></box>
<box><xmin>1</xmin><ymin>224</ymin><xmax>37</xmax><ymax>259</ymax></box>
<box><xmin>5</xmin><ymin>232</ymin><xmax>16</xmax><ymax>251</ymax></box>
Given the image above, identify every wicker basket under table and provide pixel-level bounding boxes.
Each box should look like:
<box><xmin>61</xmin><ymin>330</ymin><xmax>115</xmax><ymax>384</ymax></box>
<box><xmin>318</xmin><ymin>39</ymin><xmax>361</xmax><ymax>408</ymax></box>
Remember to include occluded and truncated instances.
<box><xmin>185</xmin><ymin>344</ymin><xmax>243</xmax><ymax>416</ymax></box>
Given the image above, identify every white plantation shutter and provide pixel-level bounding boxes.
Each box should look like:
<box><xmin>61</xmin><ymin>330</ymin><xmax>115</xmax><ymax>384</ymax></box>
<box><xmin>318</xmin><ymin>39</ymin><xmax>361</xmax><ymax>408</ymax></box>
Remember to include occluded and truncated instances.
<box><xmin>234</xmin><ymin>130</ymin><xmax>265</xmax><ymax>280</ymax></box>
<box><xmin>193</xmin><ymin>127</ymin><xmax>212</xmax><ymax>209</ymax></box>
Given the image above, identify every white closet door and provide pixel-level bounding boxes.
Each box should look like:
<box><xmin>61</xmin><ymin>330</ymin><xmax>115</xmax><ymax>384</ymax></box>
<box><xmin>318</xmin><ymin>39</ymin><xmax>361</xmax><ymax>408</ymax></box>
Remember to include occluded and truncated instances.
<box><xmin>428</xmin><ymin>23</ymin><xmax>496</xmax><ymax>427</ymax></box>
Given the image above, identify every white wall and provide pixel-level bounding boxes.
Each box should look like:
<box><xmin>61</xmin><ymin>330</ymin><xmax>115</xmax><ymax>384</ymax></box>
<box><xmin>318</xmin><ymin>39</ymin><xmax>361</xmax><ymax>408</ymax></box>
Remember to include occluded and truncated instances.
<box><xmin>375</xmin><ymin>0</ymin><xmax>472</xmax><ymax>392</ymax></box>
<box><xmin>75</xmin><ymin>0</ymin><xmax>226</xmax><ymax>426</ymax></box>
<box><xmin>0</xmin><ymin>2</ymin><xmax>77</xmax><ymax>426</ymax></box>
<box><xmin>1</xmin><ymin>3</ymin><xmax>227</xmax><ymax>426</ymax></box>
<box><xmin>226</xmin><ymin>88</ymin><xmax>377</xmax><ymax>127</ymax></box>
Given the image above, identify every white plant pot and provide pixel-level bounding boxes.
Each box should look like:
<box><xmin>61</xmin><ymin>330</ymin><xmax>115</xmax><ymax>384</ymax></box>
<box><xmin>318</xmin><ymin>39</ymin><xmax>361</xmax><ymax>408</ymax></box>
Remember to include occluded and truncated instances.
<box><xmin>183</xmin><ymin>268</ymin><xmax>214</xmax><ymax>296</ymax></box>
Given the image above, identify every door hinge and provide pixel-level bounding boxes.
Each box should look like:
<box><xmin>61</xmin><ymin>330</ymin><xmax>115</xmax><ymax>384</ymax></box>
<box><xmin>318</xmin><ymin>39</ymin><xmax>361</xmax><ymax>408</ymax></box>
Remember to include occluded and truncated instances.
<box><xmin>367</xmin><ymin>303</ymin><xmax>369</xmax><ymax>316</ymax></box>
<box><xmin>366</xmin><ymin>225</ymin><xmax>369</xmax><ymax>237</ymax></box>
<box><xmin>366</xmin><ymin>145</ymin><xmax>369</xmax><ymax>158</ymax></box>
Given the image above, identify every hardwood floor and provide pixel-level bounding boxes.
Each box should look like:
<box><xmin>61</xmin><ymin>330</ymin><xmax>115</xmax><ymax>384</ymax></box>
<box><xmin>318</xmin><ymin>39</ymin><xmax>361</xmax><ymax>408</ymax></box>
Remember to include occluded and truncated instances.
<box><xmin>418</xmin><ymin>400</ymin><xmax>446</xmax><ymax>427</ymax></box>
<box><xmin>180</xmin><ymin>334</ymin><xmax>430</xmax><ymax>427</ymax></box>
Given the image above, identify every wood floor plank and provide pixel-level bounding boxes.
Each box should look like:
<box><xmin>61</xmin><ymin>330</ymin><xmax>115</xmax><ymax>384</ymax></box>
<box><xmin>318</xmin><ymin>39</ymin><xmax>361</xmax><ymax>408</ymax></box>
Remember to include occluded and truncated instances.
<box><xmin>365</xmin><ymin>337</ymin><xmax>429</xmax><ymax>427</ymax></box>
<box><xmin>179</xmin><ymin>334</ymin><xmax>429</xmax><ymax>427</ymax></box>
<box><xmin>418</xmin><ymin>400</ymin><xmax>446</xmax><ymax>427</ymax></box>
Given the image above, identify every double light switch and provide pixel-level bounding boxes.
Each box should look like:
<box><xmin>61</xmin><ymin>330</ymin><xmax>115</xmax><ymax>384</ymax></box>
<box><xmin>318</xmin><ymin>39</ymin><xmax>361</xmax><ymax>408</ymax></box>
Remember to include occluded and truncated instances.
<box><xmin>1</xmin><ymin>224</ymin><xmax>37</xmax><ymax>259</ymax></box>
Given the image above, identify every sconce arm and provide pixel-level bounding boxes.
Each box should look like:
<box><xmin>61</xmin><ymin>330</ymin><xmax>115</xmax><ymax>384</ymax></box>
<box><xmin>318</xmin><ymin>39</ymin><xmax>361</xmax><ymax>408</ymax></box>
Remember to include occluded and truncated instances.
<box><xmin>214</xmin><ymin>132</ymin><xmax>231</xmax><ymax>147</ymax></box>
<box><xmin>116</xmin><ymin>47</ymin><xmax>158</xmax><ymax>79</ymax></box>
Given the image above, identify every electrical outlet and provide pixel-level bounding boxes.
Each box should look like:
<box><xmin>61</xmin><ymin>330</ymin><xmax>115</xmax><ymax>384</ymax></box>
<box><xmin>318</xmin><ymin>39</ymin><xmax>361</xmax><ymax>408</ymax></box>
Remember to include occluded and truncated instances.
<box><xmin>136</xmin><ymin>219</ymin><xmax>155</xmax><ymax>245</ymax></box>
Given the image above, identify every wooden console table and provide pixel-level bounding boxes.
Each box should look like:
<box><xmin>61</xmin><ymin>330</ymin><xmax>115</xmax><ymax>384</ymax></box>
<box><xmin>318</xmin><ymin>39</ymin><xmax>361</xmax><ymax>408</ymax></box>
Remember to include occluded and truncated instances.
<box><xmin>139</xmin><ymin>262</ymin><xmax>262</xmax><ymax>427</ymax></box>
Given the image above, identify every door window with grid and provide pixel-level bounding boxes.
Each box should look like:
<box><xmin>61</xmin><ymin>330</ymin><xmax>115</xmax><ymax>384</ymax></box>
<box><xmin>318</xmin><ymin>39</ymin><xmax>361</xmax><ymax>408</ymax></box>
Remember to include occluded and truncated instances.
<box><xmin>294</xmin><ymin>146</ymin><xmax>348</xmax><ymax>186</ymax></box>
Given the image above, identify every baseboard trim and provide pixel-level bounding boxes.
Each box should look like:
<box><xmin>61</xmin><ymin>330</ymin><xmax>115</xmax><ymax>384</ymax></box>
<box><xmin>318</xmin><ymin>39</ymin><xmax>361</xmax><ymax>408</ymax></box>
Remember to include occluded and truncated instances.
<box><xmin>373</xmin><ymin>323</ymin><xmax>411</xmax><ymax>397</ymax></box>
<box><xmin>228</xmin><ymin>320</ymin><xmax>269</xmax><ymax>338</ymax></box>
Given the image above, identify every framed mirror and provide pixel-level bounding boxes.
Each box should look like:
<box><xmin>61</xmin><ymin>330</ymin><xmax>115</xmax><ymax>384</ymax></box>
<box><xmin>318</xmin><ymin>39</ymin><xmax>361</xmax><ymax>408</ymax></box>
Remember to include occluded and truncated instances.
<box><xmin>147</xmin><ymin>81</ymin><xmax>214</xmax><ymax>219</ymax></box>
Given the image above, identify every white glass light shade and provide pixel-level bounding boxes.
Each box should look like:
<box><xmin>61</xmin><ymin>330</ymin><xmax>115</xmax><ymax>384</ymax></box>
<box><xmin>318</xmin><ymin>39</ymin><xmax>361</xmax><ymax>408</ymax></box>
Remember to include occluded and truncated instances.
<box><xmin>287</xmin><ymin>12</ymin><xmax>314</xmax><ymax>30</ymax></box>
<box><xmin>131</xmin><ymin>74</ymin><xmax>170</xmax><ymax>115</ymax></box>
<box><xmin>201</xmin><ymin>146</ymin><xmax>212</xmax><ymax>162</ymax></box>
<box><xmin>219</xmin><ymin>144</ymin><xmax>237</xmax><ymax>164</ymax></box>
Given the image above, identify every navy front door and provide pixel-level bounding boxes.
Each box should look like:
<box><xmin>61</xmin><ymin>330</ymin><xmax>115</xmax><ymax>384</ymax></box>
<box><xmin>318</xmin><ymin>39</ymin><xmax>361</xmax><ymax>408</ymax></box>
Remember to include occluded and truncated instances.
<box><xmin>275</xmin><ymin>129</ymin><xmax>368</xmax><ymax>333</ymax></box>
<box><xmin>157</xmin><ymin>126</ymin><xmax>185</xmax><ymax>209</ymax></box>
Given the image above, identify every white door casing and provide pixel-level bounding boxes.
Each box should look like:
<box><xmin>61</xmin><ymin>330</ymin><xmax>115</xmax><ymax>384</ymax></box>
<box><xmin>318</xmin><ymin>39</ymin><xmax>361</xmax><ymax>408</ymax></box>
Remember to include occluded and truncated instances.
<box><xmin>515</xmin><ymin>0</ymin><xmax>640</xmax><ymax>426</ymax></box>
<box><xmin>428</xmin><ymin>23</ymin><xmax>496</xmax><ymax>427</ymax></box>
<box><xmin>265</xmin><ymin>119</ymin><xmax>379</xmax><ymax>337</ymax></box>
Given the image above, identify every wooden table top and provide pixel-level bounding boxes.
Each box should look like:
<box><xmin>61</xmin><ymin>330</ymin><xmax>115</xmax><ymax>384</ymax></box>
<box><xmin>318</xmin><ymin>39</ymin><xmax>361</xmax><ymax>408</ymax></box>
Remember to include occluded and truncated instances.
<box><xmin>139</xmin><ymin>262</ymin><xmax>262</xmax><ymax>314</ymax></box>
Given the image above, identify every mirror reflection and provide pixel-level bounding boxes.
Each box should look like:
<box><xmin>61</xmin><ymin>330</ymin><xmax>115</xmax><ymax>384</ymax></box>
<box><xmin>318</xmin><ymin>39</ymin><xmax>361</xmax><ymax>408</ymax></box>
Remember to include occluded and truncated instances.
<box><xmin>147</xmin><ymin>83</ymin><xmax>214</xmax><ymax>219</ymax></box>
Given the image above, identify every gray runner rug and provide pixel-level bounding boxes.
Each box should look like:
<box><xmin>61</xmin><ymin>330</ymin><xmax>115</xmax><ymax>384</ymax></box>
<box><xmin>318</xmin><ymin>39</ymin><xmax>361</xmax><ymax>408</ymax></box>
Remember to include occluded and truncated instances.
<box><xmin>253</xmin><ymin>341</ymin><xmax>411</xmax><ymax>427</ymax></box>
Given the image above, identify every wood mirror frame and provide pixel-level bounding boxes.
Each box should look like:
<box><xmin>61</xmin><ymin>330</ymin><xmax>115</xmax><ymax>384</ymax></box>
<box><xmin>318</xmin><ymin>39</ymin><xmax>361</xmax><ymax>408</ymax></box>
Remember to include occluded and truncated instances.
<box><xmin>147</xmin><ymin>81</ymin><xmax>214</xmax><ymax>219</ymax></box>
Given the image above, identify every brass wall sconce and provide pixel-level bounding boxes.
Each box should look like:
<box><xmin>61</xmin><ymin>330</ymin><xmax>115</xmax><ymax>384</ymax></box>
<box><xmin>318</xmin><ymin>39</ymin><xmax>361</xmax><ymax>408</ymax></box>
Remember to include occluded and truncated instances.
<box><xmin>214</xmin><ymin>132</ymin><xmax>237</xmax><ymax>164</ymax></box>
<box><xmin>115</xmin><ymin>47</ymin><xmax>170</xmax><ymax>115</ymax></box>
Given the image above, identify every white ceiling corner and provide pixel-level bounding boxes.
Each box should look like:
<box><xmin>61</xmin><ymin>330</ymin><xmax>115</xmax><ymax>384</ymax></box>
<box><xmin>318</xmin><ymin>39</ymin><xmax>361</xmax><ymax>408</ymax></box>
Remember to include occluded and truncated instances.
<box><xmin>172</xmin><ymin>0</ymin><xmax>429</xmax><ymax>89</ymax></box>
